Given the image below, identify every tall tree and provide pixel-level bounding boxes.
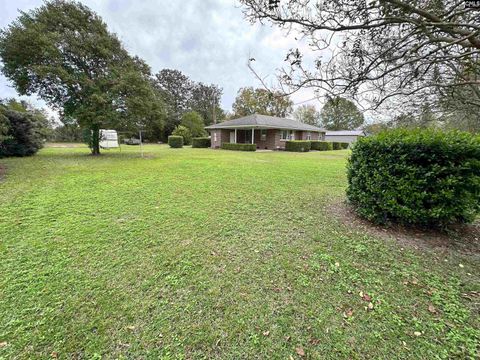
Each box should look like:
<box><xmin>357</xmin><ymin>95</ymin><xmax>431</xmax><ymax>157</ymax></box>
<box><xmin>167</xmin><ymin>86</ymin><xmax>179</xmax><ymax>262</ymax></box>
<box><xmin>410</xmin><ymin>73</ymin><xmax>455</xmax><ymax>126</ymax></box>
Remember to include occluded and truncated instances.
<box><xmin>154</xmin><ymin>69</ymin><xmax>193</xmax><ymax>136</ymax></box>
<box><xmin>180</xmin><ymin>111</ymin><xmax>207</xmax><ymax>138</ymax></box>
<box><xmin>320</xmin><ymin>96</ymin><xmax>364</xmax><ymax>130</ymax></box>
<box><xmin>189</xmin><ymin>83</ymin><xmax>225</xmax><ymax>126</ymax></box>
<box><xmin>232</xmin><ymin>87</ymin><xmax>293</xmax><ymax>117</ymax></box>
<box><xmin>293</xmin><ymin>104</ymin><xmax>320</xmax><ymax>126</ymax></box>
<box><xmin>0</xmin><ymin>0</ymin><xmax>163</xmax><ymax>155</ymax></box>
<box><xmin>241</xmin><ymin>0</ymin><xmax>480</xmax><ymax>118</ymax></box>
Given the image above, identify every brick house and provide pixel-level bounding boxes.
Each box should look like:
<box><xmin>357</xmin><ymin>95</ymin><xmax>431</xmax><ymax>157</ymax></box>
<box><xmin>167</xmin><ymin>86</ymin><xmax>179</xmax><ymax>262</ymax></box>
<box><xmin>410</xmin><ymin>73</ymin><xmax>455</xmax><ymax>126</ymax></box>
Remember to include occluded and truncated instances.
<box><xmin>205</xmin><ymin>114</ymin><xmax>326</xmax><ymax>150</ymax></box>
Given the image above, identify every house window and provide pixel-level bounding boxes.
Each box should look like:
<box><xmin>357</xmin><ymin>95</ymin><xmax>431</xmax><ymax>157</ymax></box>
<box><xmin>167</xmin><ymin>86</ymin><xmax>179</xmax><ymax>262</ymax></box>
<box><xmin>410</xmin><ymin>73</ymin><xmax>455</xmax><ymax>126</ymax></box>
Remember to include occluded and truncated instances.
<box><xmin>306</xmin><ymin>132</ymin><xmax>311</xmax><ymax>140</ymax></box>
<box><xmin>260</xmin><ymin>129</ymin><xmax>267</xmax><ymax>141</ymax></box>
<box><xmin>281</xmin><ymin>130</ymin><xmax>294</xmax><ymax>140</ymax></box>
<box><xmin>214</xmin><ymin>131</ymin><xmax>217</xmax><ymax>142</ymax></box>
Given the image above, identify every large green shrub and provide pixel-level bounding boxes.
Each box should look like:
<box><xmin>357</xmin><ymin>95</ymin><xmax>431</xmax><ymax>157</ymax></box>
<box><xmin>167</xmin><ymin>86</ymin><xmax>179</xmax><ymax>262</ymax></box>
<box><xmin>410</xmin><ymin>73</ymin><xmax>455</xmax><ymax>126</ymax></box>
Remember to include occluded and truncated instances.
<box><xmin>311</xmin><ymin>141</ymin><xmax>333</xmax><ymax>151</ymax></box>
<box><xmin>192</xmin><ymin>137</ymin><xmax>211</xmax><ymax>148</ymax></box>
<box><xmin>285</xmin><ymin>140</ymin><xmax>311</xmax><ymax>152</ymax></box>
<box><xmin>0</xmin><ymin>107</ymin><xmax>46</xmax><ymax>158</ymax></box>
<box><xmin>221</xmin><ymin>142</ymin><xmax>256</xmax><ymax>151</ymax></box>
<box><xmin>347</xmin><ymin>129</ymin><xmax>480</xmax><ymax>227</ymax></box>
<box><xmin>168</xmin><ymin>135</ymin><xmax>183</xmax><ymax>148</ymax></box>
<box><xmin>172</xmin><ymin>125</ymin><xmax>192</xmax><ymax>145</ymax></box>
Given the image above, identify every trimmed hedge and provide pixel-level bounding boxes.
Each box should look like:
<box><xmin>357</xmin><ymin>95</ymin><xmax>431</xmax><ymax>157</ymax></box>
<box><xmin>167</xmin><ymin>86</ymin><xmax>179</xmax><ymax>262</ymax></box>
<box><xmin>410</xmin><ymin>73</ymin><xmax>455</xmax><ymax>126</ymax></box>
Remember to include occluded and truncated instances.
<box><xmin>168</xmin><ymin>135</ymin><xmax>183</xmax><ymax>148</ymax></box>
<box><xmin>347</xmin><ymin>129</ymin><xmax>480</xmax><ymax>227</ymax></box>
<box><xmin>332</xmin><ymin>142</ymin><xmax>349</xmax><ymax>150</ymax></box>
<box><xmin>221</xmin><ymin>142</ymin><xmax>256</xmax><ymax>151</ymax></box>
<box><xmin>192</xmin><ymin>137</ymin><xmax>211</xmax><ymax>148</ymax></box>
<box><xmin>311</xmin><ymin>141</ymin><xmax>333</xmax><ymax>151</ymax></box>
<box><xmin>285</xmin><ymin>140</ymin><xmax>311</xmax><ymax>152</ymax></box>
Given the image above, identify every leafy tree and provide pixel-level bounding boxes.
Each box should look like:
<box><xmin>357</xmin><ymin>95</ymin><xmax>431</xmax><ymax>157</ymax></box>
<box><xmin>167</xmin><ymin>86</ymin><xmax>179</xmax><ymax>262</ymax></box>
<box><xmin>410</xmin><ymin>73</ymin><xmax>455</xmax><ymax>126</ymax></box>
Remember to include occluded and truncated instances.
<box><xmin>190</xmin><ymin>83</ymin><xmax>225</xmax><ymax>126</ymax></box>
<box><xmin>0</xmin><ymin>0</ymin><xmax>163</xmax><ymax>155</ymax></box>
<box><xmin>320</xmin><ymin>97</ymin><xmax>364</xmax><ymax>130</ymax></box>
<box><xmin>172</xmin><ymin>125</ymin><xmax>192</xmax><ymax>145</ymax></box>
<box><xmin>0</xmin><ymin>99</ymin><xmax>50</xmax><ymax>157</ymax></box>
<box><xmin>181</xmin><ymin>111</ymin><xmax>207</xmax><ymax>138</ymax></box>
<box><xmin>154</xmin><ymin>69</ymin><xmax>193</xmax><ymax>136</ymax></box>
<box><xmin>293</xmin><ymin>104</ymin><xmax>320</xmax><ymax>126</ymax></box>
<box><xmin>241</xmin><ymin>1</ymin><xmax>480</xmax><ymax>116</ymax></box>
<box><xmin>232</xmin><ymin>87</ymin><xmax>293</xmax><ymax>117</ymax></box>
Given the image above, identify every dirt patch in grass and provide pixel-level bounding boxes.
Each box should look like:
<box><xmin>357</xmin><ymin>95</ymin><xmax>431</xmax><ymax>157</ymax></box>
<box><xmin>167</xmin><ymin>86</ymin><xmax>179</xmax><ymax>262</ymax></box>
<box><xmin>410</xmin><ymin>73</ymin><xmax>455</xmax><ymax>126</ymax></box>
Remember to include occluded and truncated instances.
<box><xmin>331</xmin><ymin>200</ymin><xmax>480</xmax><ymax>256</ymax></box>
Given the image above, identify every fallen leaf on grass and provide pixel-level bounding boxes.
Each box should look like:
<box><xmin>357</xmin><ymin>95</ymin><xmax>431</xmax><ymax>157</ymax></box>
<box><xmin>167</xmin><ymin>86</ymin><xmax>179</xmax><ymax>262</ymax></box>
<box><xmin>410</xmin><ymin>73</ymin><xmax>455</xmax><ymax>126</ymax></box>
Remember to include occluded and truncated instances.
<box><xmin>0</xmin><ymin>341</ymin><xmax>7</xmax><ymax>348</ymax></box>
<box><xmin>51</xmin><ymin>352</ymin><xmax>58</xmax><ymax>358</ymax></box>
<box><xmin>428</xmin><ymin>304</ymin><xmax>437</xmax><ymax>313</ymax></box>
<box><xmin>296</xmin><ymin>347</ymin><xmax>305</xmax><ymax>356</ymax></box>
<box><xmin>362</xmin><ymin>294</ymin><xmax>372</xmax><ymax>301</ymax></box>
<box><xmin>367</xmin><ymin>302</ymin><xmax>374</xmax><ymax>310</ymax></box>
<box><xmin>414</xmin><ymin>331</ymin><xmax>422</xmax><ymax>337</ymax></box>
<box><xmin>343</xmin><ymin>309</ymin><xmax>354</xmax><ymax>318</ymax></box>
<box><xmin>263</xmin><ymin>331</ymin><xmax>270</xmax><ymax>337</ymax></box>
<box><xmin>126</xmin><ymin>325</ymin><xmax>136</xmax><ymax>331</ymax></box>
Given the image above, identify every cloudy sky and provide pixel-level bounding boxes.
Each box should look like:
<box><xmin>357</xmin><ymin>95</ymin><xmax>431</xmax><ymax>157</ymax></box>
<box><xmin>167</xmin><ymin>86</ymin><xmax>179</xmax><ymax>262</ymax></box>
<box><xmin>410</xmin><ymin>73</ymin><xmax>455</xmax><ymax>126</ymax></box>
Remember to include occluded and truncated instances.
<box><xmin>0</xmin><ymin>0</ymin><xmax>321</xmax><ymax>115</ymax></box>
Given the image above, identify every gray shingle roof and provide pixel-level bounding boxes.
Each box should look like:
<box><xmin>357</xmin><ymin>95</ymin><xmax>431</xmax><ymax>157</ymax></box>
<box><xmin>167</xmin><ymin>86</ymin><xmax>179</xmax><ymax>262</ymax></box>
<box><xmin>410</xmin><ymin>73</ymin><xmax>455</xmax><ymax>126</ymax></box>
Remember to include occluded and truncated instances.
<box><xmin>325</xmin><ymin>130</ymin><xmax>365</xmax><ymax>136</ymax></box>
<box><xmin>205</xmin><ymin>114</ymin><xmax>325</xmax><ymax>132</ymax></box>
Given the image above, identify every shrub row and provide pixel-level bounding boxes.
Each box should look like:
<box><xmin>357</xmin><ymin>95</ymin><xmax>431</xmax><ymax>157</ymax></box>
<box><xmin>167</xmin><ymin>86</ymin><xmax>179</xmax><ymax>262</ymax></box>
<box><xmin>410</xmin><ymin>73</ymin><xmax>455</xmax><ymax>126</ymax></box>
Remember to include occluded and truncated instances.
<box><xmin>285</xmin><ymin>140</ymin><xmax>311</xmax><ymax>152</ymax></box>
<box><xmin>168</xmin><ymin>135</ymin><xmax>183</xmax><ymax>148</ymax></box>
<box><xmin>221</xmin><ymin>142</ymin><xmax>256</xmax><ymax>151</ymax></box>
<box><xmin>310</xmin><ymin>141</ymin><xmax>333</xmax><ymax>151</ymax></box>
<box><xmin>347</xmin><ymin>129</ymin><xmax>480</xmax><ymax>227</ymax></box>
<box><xmin>285</xmin><ymin>140</ymin><xmax>348</xmax><ymax>152</ymax></box>
<box><xmin>333</xmin><ymin>142</ymin><xmax>349</xmax><ymax>150</ymax></box>
<box><xmin>192</xmin><ymin>137</ymin><xmax>211</xmax><ymax>148</ymax></box>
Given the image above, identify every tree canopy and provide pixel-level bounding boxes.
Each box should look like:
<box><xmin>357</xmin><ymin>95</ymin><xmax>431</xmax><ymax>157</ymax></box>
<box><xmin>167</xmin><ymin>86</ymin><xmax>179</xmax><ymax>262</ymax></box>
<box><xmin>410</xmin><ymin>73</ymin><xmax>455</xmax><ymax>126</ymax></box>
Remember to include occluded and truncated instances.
<box><xmin>320</xmin><ymin>97</ymin><xmax>365</xmax><ymax>130</ymax></box>
<box><xmin>0</xmin><ymin>98</ymin><xmax>50</xmax><ymax>157</ymax></box>
<box><xmin>181</xmin><ymin>111</ymin><xmax>207</xmax><ymax>138</ymax></box>
<box><xmin>241</xmin><ymin>0</ymin><xmax>480</xmax><ymax>122</ymax></box>
<box><xmin>293</xmin><ymin>104</ymin><xmax>320</xmax><ymax>126</ymax></box>
<box><xmin>0</xmin><ymin>0</ymin><xmax>164</xmax><ymax>154</ymax></box>
<box><xmin>153</xmin><ymin>69</ymin><xmax>225</xmax><ymax>138</ymax></box>
<box><xmin>232</xmin><ymin>87</ymin><xmax>293</xmax><ymax>117</ymax></box>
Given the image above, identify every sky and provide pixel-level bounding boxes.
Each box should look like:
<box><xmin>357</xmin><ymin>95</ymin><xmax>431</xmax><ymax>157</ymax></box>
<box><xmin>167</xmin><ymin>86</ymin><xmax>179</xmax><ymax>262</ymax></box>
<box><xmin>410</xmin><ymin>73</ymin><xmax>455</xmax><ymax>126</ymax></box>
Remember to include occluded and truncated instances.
<box><xmin>0</xmin><ymin>0</ymin><xmax>321</xmax><ymax>117</ymax></box>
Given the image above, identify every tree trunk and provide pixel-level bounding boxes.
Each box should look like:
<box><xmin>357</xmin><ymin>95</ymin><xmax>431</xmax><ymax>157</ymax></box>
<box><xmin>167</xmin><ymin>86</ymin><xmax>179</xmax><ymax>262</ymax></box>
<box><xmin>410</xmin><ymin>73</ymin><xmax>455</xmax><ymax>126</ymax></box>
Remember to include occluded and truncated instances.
<box><xmin>91</xmin><ymin>125</ymin><xmax>100</xmax><ymax>155</ymax></box>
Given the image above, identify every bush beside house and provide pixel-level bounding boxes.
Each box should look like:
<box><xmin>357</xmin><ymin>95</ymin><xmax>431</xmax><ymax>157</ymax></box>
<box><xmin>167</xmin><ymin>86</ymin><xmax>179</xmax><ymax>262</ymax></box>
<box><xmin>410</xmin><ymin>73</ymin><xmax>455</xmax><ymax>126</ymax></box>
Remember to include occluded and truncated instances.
<box><xmin>221</xmin><ymin>143</ymin><xmax>256</xmax><ymax>151</ymax></box>
<box><xmin>192</xmin><ymin>137</ymin><xmax>211</xmax><ymax>148</ymax></box>
<box><xmin>311</xmin><ymin>141</ymin><xmax>333</xmax><ymax>151</ymax></box>
<box><xmin>347</xmin><ymin>129</ymin><xmax>480</xmax><ymax>227</ymax></box>
<box><xmin>172</xmin><ymin>125</ymin><xmax>192</xmax><ymax>145</ymax></box>
<box><xmin>285</xmin><ymin>140</ymin><xmax>311</xmax><ymax>152</ymax></box>
<box><xmin>168</xmin><ymin>135</ymin><xmax>183</xmax><ymax>148</ymax></box>
<box><xmin>332</xmin><ymin>142</ymin><xmax>349</xmax><ymax>150</ymax></box>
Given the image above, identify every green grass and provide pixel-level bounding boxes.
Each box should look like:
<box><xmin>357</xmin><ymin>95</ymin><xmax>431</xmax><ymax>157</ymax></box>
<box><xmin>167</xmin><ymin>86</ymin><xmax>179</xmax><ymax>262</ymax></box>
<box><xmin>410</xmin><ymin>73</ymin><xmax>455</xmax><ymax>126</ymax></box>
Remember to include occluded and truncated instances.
<box><xmin>0</xmin><ymin>144</ymin><xmax>478</xmax><ymax>359</ymax></box>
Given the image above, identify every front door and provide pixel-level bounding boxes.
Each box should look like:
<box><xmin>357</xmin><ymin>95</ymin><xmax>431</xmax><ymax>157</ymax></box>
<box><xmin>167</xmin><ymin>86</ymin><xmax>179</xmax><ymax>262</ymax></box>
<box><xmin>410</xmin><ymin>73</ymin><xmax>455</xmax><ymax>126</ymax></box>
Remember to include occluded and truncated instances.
<box><xmin>230</xmin><ymin>131</ymin><xmax>235</xmax><ymax>143</ymax></box>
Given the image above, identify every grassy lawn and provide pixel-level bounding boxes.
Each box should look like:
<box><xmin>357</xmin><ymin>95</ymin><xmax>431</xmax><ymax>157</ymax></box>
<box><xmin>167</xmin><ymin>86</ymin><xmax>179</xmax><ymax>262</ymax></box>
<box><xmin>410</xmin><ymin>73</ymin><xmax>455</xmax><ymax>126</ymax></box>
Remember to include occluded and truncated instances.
<box><xmin>0</xmin><ymin>144</ymin><xmax>478</xmax><ymax>359</ymax></box>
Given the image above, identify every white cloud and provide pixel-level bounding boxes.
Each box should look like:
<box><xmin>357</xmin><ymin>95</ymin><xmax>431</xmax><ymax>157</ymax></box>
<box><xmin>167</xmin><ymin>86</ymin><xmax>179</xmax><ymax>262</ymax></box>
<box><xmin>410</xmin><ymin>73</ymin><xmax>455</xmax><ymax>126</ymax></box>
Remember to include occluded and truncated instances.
<box><xmin>0</xmin><ymin>0</ymin><xmax>327</xmax><ymax>115</ymax></box>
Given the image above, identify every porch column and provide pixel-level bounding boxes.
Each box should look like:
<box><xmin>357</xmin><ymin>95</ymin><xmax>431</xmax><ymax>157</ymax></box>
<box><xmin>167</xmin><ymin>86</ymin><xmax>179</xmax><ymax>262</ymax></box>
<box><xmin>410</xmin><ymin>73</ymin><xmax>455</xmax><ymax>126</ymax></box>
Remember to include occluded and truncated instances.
<box><xmin>251</xmin><ymin>128</ymin><xmax>254</xmax><ymax>144</ymax></box>
<box><xmin>234</xmin><ymin>128</ymin><xmax>237</xmax><ymax>143</ymax></box>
